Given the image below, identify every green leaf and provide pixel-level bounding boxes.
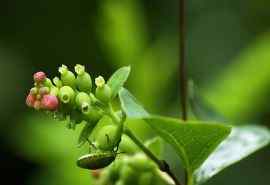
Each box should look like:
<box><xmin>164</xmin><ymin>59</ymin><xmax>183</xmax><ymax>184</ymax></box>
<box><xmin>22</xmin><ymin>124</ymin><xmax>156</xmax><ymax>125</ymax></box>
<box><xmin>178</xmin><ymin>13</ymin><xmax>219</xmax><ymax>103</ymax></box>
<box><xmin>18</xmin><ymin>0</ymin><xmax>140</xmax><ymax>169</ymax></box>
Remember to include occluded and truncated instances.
<box><xmin>77</xmin><ymin>121</ymin><xmax>97</xmax><ymax>147</ymax></box>
<box><xmin>194</xmin><ymin>125</ymin><xmax>270</xmax><ymax>184</ymax></box>
<box><xmin>144</xmin><ymin>137</ymin><xmax>163</xmax><ymax>157</ymax></box>
<box><xmin>119</xmin><ymin>87</ymin><xmax>149</xmax><ymax>118</ymax></box>
<box><xmin>144</xmin><ymin>116</ymin><xmax>231</xmax><ymax>173</ymax></box>
<box><xmin>118</xmin><ymin>87</ymin><xmax>231</xmax><ymax>177</ymax></box>
<box><xmin>107</xmin><ymin>66</ymin><xmax>131</xmax><ymax>98</ymax></box>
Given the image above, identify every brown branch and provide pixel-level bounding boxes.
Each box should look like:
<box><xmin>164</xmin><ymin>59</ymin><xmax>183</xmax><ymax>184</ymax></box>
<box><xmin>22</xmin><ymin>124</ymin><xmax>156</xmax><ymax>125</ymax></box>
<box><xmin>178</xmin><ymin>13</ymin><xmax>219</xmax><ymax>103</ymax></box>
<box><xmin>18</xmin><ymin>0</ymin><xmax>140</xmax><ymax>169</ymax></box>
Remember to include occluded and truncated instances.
<box><xmin>179</xmin><ymin>0</ymin><xmax>188</xmax><ymax>121</ymax></box>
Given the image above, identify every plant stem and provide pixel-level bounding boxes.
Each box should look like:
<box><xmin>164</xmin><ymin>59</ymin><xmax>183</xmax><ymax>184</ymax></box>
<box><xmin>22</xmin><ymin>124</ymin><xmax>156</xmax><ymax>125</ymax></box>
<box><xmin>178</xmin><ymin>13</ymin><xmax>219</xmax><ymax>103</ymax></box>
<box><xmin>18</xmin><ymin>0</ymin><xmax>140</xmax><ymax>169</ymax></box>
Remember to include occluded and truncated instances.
<box><xmin>179</xmin><ymin>0</ymin><xmax>187</xmax><ymax>121</ymax></box>
<box><xmin>124</xmin><ymin>128</ymin><xmax>182</xmax><ymax>185</ymax></box>
<box><xmin>180</xmin><ymin>0</ymin><xmax>189</xmax><ymax>184</ymax></box>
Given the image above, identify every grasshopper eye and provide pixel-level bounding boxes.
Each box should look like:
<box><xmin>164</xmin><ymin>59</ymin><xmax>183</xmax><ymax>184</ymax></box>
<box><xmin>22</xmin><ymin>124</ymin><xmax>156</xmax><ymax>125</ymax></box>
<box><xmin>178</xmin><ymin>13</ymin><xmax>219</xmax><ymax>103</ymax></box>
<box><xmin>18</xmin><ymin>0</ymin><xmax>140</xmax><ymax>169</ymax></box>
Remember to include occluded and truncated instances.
<box><xmin>76</xmin><ymin>152</ymin><xmax>116</xmax><ymax>170</ymax></box>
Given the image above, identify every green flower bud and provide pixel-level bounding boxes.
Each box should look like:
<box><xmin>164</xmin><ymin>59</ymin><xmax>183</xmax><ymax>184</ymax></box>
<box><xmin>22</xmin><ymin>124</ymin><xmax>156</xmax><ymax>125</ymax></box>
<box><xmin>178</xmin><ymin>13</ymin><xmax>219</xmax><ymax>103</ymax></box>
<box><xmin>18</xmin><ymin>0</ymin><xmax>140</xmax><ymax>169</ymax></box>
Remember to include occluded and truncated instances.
<box><xmin>75</xmin><ymin>64</ymin><xmax>92</xmax><ymax>92</ymax></box>
<box><xmin>83</xmin><ymin>105</ymin><xmax>102</xmax><ymax>121</ymax></box>
<box><xmin>59</xmin><ymin>86</ymin><xmax>75</xmax><ymax>104</ymax></box>
<box><xmin>39</xmin><ymin>86</ymin><xmax>50</xmax><ymax>95</ymax></box>
<box><xmin>58</xmin><ymin>64</ymin><xmax>76</xmax><ymax>88</ymax></box>
<box><xmin>108</xmin><ymin>160</ymin><xmax>123</xmax><ymax>182</ymax></box>
<box><xmin>95</xmin><ymin>76</ymin><xmax>112</xmax><ymax>103</ymax></box>
<box><xmin>120</xmin><ymin>165</ymin><xmax>138</xmax><ymax>184</ymax></box>
<box><xmin>75</xmin><ymin>92</ymin><xmax>91</xmax><ymax>109</ymax></box>
<box><xmin>30</xmin><ymin>87</ymin><xmax>38</xmax><ymax>95</ymax></box>
<box><xmin>95</xmin><ymin>124</ymin><xmax>122</xmax><ymax>151</ymax></box>
<box><xmin>44</xmin><ymin>78</ymin><xmax>53</xmax><ymax>87</ymax></box>
<box><xmin>50</xmin><ymin>86</ymin><xmax>59</xmax><ymax>96</ymax></box>
<box><xmin>128</xmin><ymin>154</ymin><xmax>156</xmax><ymax>171</ymax></box>
<box><xmin>53</xmin><ymin>77</ymin><xmax>63</xmax><ymax>88</ymax></box>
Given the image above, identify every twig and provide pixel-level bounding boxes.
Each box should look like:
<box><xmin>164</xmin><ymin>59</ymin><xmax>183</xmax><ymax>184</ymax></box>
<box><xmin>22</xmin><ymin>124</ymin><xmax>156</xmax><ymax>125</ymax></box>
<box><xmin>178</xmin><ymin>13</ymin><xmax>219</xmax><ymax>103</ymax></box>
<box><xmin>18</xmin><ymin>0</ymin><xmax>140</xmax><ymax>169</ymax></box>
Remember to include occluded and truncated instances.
<box><xmin>179</xmin><ymin>0</ymin><xmax>187</xmax><ymax>121</ymax></box>
<box><xmin>180</xmin><ymin>0</ymin><xmax>189</xmax><ymax>184</ymax></box>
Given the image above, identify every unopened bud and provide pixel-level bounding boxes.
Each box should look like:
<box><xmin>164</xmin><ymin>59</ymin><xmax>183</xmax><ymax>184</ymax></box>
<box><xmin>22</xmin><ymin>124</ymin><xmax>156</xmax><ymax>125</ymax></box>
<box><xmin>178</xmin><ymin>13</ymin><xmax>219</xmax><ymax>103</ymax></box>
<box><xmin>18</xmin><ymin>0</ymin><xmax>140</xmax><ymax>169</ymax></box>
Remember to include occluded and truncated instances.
<box><xmin>33</xmin><ymin>71</ymin><xmax>46</xmax><ymax>83</ymax></box>
<box><xmin>44</xmin><ymin>78</ymin><xmax>53</xmax><ymax>87</ymax></box>
<box><xmin>58</xmin><ymin>65</ymin><xmax>76</xmax><ymax>87</ymax></box>
<box><xmin>39</xmin><ymin>87</ymin><xmax>50</xmax><ymax>95</ymax></box>
<box><xmin>30</xmin><ymin>87</ymin><xmax>38</xmax><ymax>95</ymax></box>
<box><xmin>95</xmin><ymin>76</ymin><xmax>105</xmax><ymax>88</ymax></box>
<box><xmin>33</xmin><ymin>100</ymin><xmax>41</xmax><ymax>110</ymax></box>
<box><xmin>41</xmin><ymin>95</ymin><xmax>59</xmax><ymax>111</ymax></box>
<box><xmin>59</xmin><ymin>86</ymin><xmax>75</xmax><ymax>104</ymax></box>
<box><xmin>75</xmin><ymin>64</ymin><xmax>92</xmax><ymax>92</ymax></box>
<box><xmin>75</xmin><ymin>92</ymin><xmax>91</xmax><ymax>109</ymax></box>
<box><xmin>53</xmin><ymin>77</ymin><xmax>62</xmax><ymax>88</ymax></box>
<box><xmin>26</xmin><ymin>93</ymin><xmax>36</xmax><ymax>107</ymax></box>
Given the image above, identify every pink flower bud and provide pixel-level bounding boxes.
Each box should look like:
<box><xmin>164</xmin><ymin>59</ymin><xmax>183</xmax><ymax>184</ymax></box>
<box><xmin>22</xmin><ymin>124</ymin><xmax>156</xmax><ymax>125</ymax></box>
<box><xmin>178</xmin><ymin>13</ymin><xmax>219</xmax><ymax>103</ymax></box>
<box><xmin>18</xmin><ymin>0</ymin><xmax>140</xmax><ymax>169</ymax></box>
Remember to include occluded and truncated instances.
<box><xmin>41</xmin><ymin>95</ymin><xmax>59</xmax><ymax>111</ymax></box>
<box><xmin>26</xmin><ymin>93</ymin><xmax>36</xmax><ymax>107</ymax></box>
<box><xmin>33</xmin><ymin>100</ymin><xmax>41</xmax><ymax>110</ymax></box>
<box><xmin>33</xmin><ymin>71</ymin><xmax>46</xmax><ymax>83</ymax></box>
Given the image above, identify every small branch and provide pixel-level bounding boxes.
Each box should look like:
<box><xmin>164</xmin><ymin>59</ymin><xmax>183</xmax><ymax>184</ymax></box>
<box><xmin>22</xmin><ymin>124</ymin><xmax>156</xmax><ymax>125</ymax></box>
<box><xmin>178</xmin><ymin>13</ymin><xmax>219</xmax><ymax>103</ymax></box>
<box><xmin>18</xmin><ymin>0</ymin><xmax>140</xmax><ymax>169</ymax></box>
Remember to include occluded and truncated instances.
<box><xmin>179</xmin><ymin>0</ymin><xmax>188</xmax><ymax>121</ymax></box>
<box><xmin>180</xmin><ymin>0</ymin><xmax>189</xmax><ymax>184</ymax></box>
<box><xmin>124</xmin><ymin>128</ymin><xmax>183</xmax><ymax>185</ymax></box>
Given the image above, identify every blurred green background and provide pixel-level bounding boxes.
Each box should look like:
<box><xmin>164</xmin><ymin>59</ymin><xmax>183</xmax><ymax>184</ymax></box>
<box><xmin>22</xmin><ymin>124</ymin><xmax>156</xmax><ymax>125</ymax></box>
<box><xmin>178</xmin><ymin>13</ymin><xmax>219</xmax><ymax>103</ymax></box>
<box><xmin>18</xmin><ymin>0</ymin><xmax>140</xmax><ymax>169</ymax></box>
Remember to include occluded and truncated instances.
<box><xmin>0</xmin><ymin>0</ymin><xmax>269</xmax><ymax>184</ymax></box>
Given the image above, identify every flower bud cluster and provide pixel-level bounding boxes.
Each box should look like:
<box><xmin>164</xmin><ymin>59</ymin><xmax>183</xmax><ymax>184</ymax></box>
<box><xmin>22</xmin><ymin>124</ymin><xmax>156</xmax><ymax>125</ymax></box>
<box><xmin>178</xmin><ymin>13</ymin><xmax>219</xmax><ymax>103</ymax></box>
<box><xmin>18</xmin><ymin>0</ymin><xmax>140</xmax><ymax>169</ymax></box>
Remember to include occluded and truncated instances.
<box><xmin>96</xmin><ymin>153</ymin><xmax>170</xmax><ymax>185</ymax></box>
<box><xmin>26</xmin><ymin>71</ymin><xmax>59</xmax><ymax>110</ymax></box>
<box><xmin>25</xmin><ymin>64</ymin><xmax>113</xmax><ymax>127</ymax></box>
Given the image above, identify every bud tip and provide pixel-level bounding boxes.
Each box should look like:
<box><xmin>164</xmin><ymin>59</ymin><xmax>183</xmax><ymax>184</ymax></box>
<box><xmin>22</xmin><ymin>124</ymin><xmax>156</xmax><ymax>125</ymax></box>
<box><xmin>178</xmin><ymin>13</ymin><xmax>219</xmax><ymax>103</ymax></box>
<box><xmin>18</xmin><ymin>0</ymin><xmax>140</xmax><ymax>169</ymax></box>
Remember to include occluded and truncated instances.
<box><xmin>95</xmin><ymin>76</ymin><xmax>105</xmax><ymax>87</ymax></box>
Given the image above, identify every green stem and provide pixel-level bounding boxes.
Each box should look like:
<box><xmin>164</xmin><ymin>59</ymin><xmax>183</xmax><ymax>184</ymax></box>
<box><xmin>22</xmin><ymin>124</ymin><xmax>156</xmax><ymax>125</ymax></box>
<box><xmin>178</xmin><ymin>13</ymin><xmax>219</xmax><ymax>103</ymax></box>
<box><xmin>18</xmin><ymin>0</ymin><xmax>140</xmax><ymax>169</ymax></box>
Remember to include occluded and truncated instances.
<box><xmin>107</xmin><ymin>103</ymin><xmax>121</xmax><ymax>124</ymax></box>
<box><xmin>187</xmin><ymin>173</ymin><xmax>193</xmax><ymax>185</ymax></box>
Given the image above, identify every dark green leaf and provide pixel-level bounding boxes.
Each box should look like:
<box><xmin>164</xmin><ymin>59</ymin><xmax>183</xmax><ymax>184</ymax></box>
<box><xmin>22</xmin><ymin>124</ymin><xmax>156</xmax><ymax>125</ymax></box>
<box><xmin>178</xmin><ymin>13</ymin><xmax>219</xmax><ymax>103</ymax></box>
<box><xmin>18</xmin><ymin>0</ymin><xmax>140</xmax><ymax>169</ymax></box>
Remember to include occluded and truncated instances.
<box><xmin>119</xmin><ymin>88</ymin><xmax>149</xmax><ymax>118</ymax></box>
<box><xmin>194</xmin><ymin>125</ymin><xmax>270</xmax><ymax>184</ymax></box>
<box><xmin>107</xmin><ymin>66</ymin><xmax>131</xmax><ymax>98</ymax></box>
<box><xmin>144</xmin><ymin>116</ymin><xmax>231</xmax><ymax>173</ymax></box>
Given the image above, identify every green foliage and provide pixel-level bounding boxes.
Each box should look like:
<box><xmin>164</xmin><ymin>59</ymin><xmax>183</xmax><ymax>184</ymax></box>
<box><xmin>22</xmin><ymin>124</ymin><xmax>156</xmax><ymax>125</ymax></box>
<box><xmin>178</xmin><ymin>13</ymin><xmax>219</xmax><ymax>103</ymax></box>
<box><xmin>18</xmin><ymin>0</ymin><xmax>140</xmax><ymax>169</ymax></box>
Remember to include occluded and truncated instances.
<box><xmin>25</xmin><ymin>65</ymin><xmax>270</xmax><ymax>185</ymax></box>
<box><xmin>107</xmin><ymin>66</ymin><xmax>131</xmax><ymax>98</ymax></box>
<box><xmin>145</xmin><ymin>116</ymin><xmax>231</xmax><ymax>173</ymax></box>
<box><xmin>194</xmin><ymin>125</ymin><xmax>270</xmax><ymax>184</ymax></box>
<box><xmin>119</xmin><ymin>84</ymin><xmax>232</xmax><ymax>184</ymax></box>
<box><xmin>119</xmin><ymin>88</ymin><xmax>149</xmax><ymax>118</ymax></box>
<box><xmin>190</xmin><ymin>80</ymin><xmax>270</xmax><ymax>184</ymax></box>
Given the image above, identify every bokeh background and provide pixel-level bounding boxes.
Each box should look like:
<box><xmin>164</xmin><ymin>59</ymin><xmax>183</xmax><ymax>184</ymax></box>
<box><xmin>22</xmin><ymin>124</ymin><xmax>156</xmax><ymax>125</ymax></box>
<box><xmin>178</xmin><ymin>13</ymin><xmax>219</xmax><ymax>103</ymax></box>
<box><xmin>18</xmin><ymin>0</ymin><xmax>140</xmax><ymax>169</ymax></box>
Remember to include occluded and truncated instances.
<box><xmin>0</xmin><ymin>0</ymin><xmax>270</xmax><ymax>184</ymax></box>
